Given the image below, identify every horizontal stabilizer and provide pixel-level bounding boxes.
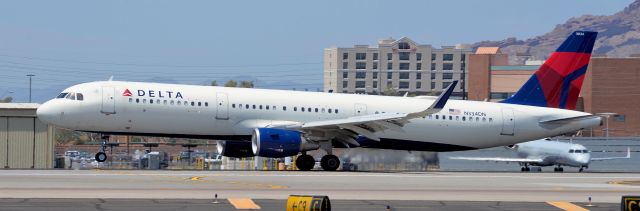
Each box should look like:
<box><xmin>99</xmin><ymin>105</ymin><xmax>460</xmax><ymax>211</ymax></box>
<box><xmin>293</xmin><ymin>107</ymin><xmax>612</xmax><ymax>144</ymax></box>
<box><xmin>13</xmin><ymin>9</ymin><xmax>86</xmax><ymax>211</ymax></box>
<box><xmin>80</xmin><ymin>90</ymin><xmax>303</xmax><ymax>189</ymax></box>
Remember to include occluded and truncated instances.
<box><xmin>539</xmin><ymin>115</ymin><xmax>601</xmax><ymax>125</ymax></box>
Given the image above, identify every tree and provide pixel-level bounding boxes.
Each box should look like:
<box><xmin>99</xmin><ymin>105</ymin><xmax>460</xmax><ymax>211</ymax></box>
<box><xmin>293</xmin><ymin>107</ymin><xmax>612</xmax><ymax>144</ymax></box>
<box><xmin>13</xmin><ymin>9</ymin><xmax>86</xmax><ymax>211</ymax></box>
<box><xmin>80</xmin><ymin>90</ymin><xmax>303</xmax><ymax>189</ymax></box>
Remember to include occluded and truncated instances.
<box><xmin>238</xmin><ymin>80</ymin><xmax>254</xmax><ymax>88</ymax></box>
<box><xmin>224</xmin><ymin>80</ymin><xmax>237</xmax><ymax>87</ymax></box>
<box><xmin>0</xmin><ymin>96</ymin><xmax>12</xmax><ymax>103</ymax></box>
<box><xmin>210</xmin><ymin>80</ymin><xmax>218</xmax><ymax>86</ymax></box>
<box><xmin>381</xmin><ymin>83</ymin><xmax>398</xmax><ymax>96</ymax></box>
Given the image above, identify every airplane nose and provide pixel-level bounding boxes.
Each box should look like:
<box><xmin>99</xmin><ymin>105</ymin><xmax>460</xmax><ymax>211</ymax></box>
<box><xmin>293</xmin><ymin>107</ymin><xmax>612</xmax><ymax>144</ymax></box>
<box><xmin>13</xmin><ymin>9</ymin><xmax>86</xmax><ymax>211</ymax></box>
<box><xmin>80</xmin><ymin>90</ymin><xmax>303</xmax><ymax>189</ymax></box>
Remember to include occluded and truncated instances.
<box><xmin>36</xmin><ymin>101</ymin><xmax>56</xmax><ymax>124</ymax></box>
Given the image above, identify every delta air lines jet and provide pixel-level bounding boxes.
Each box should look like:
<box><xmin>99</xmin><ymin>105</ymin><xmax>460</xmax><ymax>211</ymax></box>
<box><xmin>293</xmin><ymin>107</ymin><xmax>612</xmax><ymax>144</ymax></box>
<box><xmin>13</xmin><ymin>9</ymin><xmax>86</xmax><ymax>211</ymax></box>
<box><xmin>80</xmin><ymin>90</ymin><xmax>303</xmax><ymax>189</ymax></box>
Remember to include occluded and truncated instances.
<box><xmin>37</xmin><ymin>31</ymin><xmax>601</xmax><ymax>171</ymax></box>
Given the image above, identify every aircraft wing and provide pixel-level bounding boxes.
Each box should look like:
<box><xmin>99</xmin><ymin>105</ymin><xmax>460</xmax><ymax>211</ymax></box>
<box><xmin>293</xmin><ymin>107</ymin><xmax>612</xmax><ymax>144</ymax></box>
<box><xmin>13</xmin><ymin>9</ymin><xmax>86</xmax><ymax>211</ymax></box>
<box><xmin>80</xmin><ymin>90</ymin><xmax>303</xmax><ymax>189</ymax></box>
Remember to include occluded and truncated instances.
<box><xmin>591</xmin><ymin>147</ymin><xmax>631</xmax><ymax>161</ymax></box>
<box><xmin>449</xmin><ymin>156</ymin><xmax>543</xmax><ymax>164</ymax></box>
<box><xmin>274</xmin><ymin>81</ymin><xmax>457</xmax><ymax>146</ymax></box>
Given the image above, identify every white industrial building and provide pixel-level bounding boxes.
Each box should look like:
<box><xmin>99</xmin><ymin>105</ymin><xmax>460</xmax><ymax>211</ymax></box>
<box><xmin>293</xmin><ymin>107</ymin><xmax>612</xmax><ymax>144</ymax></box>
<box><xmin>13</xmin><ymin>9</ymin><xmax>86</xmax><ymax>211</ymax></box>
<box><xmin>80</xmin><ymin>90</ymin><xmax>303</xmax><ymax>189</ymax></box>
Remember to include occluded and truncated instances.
<box><xmin>0</xmin><ymin>103</ymin><xmax>54</xmax><ymax>168</ymax></box>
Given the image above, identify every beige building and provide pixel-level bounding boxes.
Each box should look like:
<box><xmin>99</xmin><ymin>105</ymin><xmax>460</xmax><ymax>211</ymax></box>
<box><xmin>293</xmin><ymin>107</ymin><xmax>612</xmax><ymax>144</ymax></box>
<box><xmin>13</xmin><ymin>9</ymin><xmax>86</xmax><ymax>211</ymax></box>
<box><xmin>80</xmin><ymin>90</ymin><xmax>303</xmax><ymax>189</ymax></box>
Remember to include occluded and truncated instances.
<box><xmin>0</xmin><ymin>103</ymin><xmax>54</xmax><ymax>168</ymax></box>
<box><xmin>324</xmin><ymin>37</ymin><xmax>472</xmax><ymax>96</ymax></box>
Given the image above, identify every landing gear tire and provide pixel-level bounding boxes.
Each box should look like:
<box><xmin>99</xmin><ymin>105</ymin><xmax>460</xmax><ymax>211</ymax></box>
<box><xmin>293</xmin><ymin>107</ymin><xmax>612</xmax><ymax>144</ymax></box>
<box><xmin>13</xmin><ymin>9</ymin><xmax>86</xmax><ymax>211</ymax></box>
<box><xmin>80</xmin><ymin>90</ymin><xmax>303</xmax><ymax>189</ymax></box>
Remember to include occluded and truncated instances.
<box><xmin>521</xmin><ymin>167</ymin><xmax>530</xmax><ymax>172</ymax></box>
<box><xmin>95</xmin><ymin>152</ymin><xmax>107</xmax><ymax>162</ymax></box>
<box><xmin>579</xmin><ymin>167</ymin><xmax>584</xmax><ymax>172</ymax></box>
<box><xmin>320</xmin><ymin>155</ymin><xmax>340</xmax><ymax>171</ymax></box>
<box><xmin>295</xmin><ymin>155</ymin><xmax>315</xmax><ymax>171</ymax></box>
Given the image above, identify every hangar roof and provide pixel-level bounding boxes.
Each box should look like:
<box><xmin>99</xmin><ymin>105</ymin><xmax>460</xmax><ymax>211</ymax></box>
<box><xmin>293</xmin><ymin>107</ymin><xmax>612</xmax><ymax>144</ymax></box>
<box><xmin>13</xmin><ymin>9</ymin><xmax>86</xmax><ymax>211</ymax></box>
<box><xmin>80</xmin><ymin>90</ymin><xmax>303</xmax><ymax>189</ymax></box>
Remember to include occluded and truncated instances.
<box><xmin>0</xmin><ymin>103</ymin><xmax>40</xmax><ymax>109</ymax></box>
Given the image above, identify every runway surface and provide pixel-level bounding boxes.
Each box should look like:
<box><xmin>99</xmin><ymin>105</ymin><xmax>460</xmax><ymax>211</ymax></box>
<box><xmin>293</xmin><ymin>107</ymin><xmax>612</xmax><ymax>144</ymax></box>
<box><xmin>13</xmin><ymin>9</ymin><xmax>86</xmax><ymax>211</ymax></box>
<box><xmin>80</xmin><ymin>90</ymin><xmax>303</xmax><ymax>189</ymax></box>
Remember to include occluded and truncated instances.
<box><xmin>0</xmin><ymin>198</ymin><xmax>618</xmax><ymax>211</ymax></box>
<box><xmin>0</xmin><ymin>170</ymin><xmax>638</xmax><ymax>204</ymax></box>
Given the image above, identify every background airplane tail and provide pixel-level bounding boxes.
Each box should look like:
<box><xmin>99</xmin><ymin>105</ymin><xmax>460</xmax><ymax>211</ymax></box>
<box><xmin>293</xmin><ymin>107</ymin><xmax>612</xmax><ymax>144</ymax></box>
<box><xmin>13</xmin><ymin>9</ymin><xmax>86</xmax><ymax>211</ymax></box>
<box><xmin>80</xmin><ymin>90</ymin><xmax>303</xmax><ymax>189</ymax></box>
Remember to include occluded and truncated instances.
<box><xmin>501</xmin><ymin>31</ymin><xmax>598</xmax><ymax>110</ymax></box>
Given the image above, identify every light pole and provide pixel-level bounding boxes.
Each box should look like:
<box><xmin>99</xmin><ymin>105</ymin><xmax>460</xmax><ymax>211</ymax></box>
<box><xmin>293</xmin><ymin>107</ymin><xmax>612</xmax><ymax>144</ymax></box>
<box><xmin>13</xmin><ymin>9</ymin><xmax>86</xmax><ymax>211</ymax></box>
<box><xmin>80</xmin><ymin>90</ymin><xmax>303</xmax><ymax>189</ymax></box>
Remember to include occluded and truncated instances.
<box><xmin>596</xmin><ymin>112</ymin><xmax>617</xmax><ymax>139</ymax></box>
<box><xmin>26</xmin><ymin>74</ymin><xmax>35</xmax><ymax>103</ymax></box>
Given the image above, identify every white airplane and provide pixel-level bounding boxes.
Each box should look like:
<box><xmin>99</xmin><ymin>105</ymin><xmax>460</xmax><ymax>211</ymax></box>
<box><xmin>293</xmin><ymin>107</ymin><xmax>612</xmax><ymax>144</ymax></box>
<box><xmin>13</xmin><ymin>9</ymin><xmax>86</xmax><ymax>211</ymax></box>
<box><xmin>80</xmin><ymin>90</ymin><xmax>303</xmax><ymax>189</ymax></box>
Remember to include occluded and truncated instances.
<box><xmin>37</xmin><ymin>31</ymin><xmax>601</xmax><ymax>171</ymax></box>
<box><xmin>450</xmin><ymin>139</ymin><xmax>631</xmax><ymax>172</ymax></box>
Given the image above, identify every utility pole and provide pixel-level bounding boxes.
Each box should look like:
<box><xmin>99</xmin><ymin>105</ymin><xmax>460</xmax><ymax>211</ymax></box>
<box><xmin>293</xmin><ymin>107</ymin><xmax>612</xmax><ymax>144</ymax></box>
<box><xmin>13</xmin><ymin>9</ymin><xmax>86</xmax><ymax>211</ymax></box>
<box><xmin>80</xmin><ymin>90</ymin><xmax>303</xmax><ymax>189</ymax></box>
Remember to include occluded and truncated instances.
<box><xmin>26</xmin><ymin>74</ymin><xmax>35</xmax><ymax>103</ymax></box>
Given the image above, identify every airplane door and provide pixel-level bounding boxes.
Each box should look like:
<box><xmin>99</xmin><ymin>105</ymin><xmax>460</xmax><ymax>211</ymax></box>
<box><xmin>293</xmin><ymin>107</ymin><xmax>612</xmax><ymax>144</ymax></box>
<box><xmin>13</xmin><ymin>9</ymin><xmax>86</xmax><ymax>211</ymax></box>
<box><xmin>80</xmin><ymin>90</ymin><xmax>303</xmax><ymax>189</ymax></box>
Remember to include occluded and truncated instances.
<box><xmin>354</xmin><ymin>103</ymin><xmax>367</xmax><ymax>116</ymax></box>
<box><xmin>501</xmin><ymin>108</ymin><xmax>515</xmax><ymax>136</ymax></box>
<box><xmin>101</xmin><ymin>87</ymin><xmax>116</xmax><ymax>114</ymax></box>
<box><xmin>216</xmin><ymin>93</ymin><xmax>229</xmax><ymax>120</ymax></box>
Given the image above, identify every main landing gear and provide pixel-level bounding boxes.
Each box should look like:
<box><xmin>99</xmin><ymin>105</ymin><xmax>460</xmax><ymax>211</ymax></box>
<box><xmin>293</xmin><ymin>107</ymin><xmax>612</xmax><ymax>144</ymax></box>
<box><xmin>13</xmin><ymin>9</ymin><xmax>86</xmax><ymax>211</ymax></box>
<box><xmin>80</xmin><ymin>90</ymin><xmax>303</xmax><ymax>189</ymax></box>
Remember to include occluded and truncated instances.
<box><xmin>553</xmin><ymin>166</ymin><xmax>564</xmax><ymax>172</ymax></box>
<box><xmin>295</xmin><ymin>141</ymin><xmax>341</xmax><ymax>171</ymax></box>
<box><xmin>94</xmin><ymin>134</ymin><xmax>109</xmax><ymax>162</ymax></box>
<box><xmin>295</xmin><ymin>154</ymin><xmax>341</xmax><ymax>171</ymax></box>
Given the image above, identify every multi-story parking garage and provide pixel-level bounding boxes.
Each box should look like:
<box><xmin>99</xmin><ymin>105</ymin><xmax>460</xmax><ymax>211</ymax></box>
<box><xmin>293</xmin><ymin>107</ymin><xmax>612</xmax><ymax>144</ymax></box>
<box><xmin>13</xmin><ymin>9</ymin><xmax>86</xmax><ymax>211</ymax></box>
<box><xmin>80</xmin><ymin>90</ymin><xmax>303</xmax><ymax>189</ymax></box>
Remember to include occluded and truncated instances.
<box><xmin>0</xmin><ymin>103</ymin><xmax>54</xmax><ymax>168</ymax></box>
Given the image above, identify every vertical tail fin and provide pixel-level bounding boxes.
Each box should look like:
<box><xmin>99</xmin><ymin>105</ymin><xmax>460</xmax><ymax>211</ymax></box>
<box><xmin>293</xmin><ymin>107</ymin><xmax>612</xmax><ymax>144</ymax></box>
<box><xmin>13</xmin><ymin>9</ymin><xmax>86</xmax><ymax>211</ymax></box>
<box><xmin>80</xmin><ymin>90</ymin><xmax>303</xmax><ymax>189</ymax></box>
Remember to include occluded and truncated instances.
<box><xmin>501</xmin><ymin>31</ymin><xmax>598</xmax><ymax>110</ymax></box>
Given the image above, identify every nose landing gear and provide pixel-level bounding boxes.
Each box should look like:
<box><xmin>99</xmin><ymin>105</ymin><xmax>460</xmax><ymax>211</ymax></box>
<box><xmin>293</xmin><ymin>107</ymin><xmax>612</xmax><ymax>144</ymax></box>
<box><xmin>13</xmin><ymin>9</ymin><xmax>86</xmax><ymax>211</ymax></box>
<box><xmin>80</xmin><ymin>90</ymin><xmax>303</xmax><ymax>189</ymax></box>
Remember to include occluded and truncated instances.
<box><xmin>553</xmin><ymin>166</ymin><xmax>564</xmax><ymax>172</ymax></box>
<box><xmin>95</xmin><ymin>134</ymin><xmax>110</xmax><ymax>162</ymax></box>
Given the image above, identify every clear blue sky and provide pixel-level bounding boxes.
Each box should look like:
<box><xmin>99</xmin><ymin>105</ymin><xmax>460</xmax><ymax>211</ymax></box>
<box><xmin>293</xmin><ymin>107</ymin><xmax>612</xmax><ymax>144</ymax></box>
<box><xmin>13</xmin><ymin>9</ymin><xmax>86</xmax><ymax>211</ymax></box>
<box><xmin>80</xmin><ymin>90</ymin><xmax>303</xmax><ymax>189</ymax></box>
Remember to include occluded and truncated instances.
<box><xmin>0</xmin><ymin>0</ymin><xmax>633</xmax><ymax>103</ymax></box>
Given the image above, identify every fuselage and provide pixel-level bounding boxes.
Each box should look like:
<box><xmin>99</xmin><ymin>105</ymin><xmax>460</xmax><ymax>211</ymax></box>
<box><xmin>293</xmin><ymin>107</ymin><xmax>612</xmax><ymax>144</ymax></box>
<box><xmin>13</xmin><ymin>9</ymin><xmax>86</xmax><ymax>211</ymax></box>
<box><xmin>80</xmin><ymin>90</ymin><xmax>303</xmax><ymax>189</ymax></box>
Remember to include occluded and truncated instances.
<box><xmin>37</xmin><ymin>81</ymin><xmax>601</xmax><ymax>152</ymax></box>
<box><xmin>514</xmin><ymin>140</ymin><xmax>591</xmax><ymax>167</ymax></box>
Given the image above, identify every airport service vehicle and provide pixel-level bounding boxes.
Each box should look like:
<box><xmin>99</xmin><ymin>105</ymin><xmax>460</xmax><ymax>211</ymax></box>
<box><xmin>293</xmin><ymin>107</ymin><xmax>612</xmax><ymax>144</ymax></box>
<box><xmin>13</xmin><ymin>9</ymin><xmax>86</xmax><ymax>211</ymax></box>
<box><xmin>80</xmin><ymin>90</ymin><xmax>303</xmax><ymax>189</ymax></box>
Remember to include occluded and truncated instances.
<box><xmin>450</xmin><ymin>139</ymin><xmax>631</xmax><ymax>172</ymax></box>
<box><xmin>37</xmin><ymin>31</ymin><xmax>601</xmax><ymax>171</ymax></box>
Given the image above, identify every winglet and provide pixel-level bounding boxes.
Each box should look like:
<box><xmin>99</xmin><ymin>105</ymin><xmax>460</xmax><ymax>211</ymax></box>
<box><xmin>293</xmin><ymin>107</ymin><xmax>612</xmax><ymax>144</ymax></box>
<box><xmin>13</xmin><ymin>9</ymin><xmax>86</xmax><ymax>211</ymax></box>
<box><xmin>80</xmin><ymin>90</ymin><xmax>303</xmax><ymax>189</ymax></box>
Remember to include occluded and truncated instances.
<box><xmin>407</xmin><ymin>80</ymin><xmax>457</xmax><ymax>118</ymax></box>
<box><xmin>431</xmin><ymin>80</ymin><xmax>458</xmax><ymax>109</ymax></box>
<box><xmin>627</xmin><ymin>147</ymin><xmax>631</xmax><ymax>158</ymax></box>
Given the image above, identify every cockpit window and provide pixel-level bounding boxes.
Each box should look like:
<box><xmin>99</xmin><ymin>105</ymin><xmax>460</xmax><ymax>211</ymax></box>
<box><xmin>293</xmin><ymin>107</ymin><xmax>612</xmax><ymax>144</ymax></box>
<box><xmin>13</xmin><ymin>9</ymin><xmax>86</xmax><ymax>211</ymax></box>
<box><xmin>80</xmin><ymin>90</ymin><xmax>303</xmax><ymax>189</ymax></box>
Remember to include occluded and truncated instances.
<box><xmin>76</xmin><ymin>93</ymin><xmax>83</xmax><ymax>101</ymax></box>
<box><xmin>57</xmin><ymin>93</ymin><xmax>69</xmax><ymax>98</ymax></box>
<box><xmin>569</xmin><ymin>149</ymin><xmax>575</xmax><ymax>153</ymax></box>
<box><xmin>65</xmin><ymin>92</ymin><xmax>76</xmax><ymax>100</ymax></box>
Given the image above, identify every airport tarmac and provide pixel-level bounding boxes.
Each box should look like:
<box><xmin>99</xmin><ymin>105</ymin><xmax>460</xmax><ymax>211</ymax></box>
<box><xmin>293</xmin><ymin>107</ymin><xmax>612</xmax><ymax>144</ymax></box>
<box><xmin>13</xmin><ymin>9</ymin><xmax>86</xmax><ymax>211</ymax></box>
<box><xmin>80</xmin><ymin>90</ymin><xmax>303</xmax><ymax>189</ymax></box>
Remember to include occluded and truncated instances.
<box><xmin>0</xmin><ymin>170</ymin><xmax>638</xmax><ymax>204</ymax></box>
<box><xmin>0</xmin><ymin>198</ymin><xmax>619</xmax><ymax>211</ymax></box>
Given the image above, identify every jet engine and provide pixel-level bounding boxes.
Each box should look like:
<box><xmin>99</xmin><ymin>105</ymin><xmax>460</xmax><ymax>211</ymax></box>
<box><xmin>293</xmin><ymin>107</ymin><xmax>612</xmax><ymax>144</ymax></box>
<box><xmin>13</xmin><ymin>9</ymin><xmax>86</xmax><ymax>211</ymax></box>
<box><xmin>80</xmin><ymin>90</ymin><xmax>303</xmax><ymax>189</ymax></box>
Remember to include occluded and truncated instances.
<box><xmin>217</xmin><ymin>140</ymin><xmax>255</xmax><ymax>158</ymax></box>
<box><xmin>251</xmin><ymin>128</ymin><xmax>319</xmax><ymax>158</ymax></box>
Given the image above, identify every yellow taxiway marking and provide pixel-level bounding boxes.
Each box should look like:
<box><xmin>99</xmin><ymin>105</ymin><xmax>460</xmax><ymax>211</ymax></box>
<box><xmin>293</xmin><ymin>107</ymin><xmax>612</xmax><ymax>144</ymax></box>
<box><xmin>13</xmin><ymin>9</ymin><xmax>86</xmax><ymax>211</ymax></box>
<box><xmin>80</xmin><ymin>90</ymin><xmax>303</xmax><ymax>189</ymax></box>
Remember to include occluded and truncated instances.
<box><xmin>608</xmin><ymin>180</ymin><xmax>640</xmax><ymax>186</ymax></box>
<box><xmin>188</xmin><ymin>176</ymin><xmax>204</xmax><ymax>181</ymax></box>
<box><xmin>228</xmin><ymin>198</ymin><xmax>261</xmax><ymax>210</ymax></box>
<box><xmin>547</xmin><ymin>201</ymin><xmax>589</xmax><ymax>211</ymax></box>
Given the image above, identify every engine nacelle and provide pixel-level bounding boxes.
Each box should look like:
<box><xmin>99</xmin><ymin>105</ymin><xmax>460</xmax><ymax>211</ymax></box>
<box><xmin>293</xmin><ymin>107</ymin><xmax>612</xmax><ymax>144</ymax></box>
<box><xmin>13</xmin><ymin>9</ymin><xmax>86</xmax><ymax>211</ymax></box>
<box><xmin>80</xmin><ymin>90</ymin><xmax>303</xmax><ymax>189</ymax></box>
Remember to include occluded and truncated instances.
<box><xmin>251</xmin><ymin>128</ymin><xmax>319</xmax><ymax>158</ymax></box>
<box><xmin>217</xmin><ymin>140</ymin><xmax>255</xmax><ymax>158</ymax></box>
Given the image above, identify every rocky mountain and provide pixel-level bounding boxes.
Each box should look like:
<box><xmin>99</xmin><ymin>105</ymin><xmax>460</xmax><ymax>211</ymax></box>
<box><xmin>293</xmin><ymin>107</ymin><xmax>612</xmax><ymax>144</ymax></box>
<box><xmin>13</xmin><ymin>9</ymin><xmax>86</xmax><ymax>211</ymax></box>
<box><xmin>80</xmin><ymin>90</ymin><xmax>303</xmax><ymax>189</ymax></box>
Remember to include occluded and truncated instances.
<box><xmin>473</xmin><ymin>0</ymin><xmax>640</xmax><ymax>64</ymax></box>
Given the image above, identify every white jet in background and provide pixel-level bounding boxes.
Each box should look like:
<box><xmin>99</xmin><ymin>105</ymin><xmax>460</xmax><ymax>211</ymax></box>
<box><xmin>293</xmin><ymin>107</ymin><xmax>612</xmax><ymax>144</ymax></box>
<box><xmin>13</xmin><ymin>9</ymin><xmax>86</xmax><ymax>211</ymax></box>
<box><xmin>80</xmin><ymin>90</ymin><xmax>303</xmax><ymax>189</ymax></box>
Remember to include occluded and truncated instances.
<box><xmin>450</xmin><ymin>139</ymin><xmax>631</xmax><ymax>172</ymax></box>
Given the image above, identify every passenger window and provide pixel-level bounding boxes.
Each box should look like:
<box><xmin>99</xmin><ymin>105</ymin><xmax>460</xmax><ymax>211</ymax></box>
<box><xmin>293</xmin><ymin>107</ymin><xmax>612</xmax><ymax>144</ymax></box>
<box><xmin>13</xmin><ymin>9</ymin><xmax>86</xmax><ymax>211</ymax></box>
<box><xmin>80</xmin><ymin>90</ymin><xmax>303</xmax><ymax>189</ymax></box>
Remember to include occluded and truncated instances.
<box><xmin>198</xmin><ymin>102</ymin><xmax>201</xmax><ymax>106</ymax></box>
<box><xmin>272</xmin><ymin>106</ymin><xmax>276</xmax><ymax>110</ymax></box>
<box><xmin>170</xmin><ymin>100</ymin><xmax>174</xmax><ymax>105</ymax></box>
<box><xmin>315</xmin><ymin>108</ymin><xmax>318</xmax><ymax>112</ymax></box>
<box><xmin>462</xmin><ymin>116</ymin><xmax>466</xmax><ymax>121</ymax></box>
<box><xmin>428</xmin><ymin>115</ymin><xmax>432</xmax><ymax>119</ymax></box>
<box><xmin>136</xmin><ymin>99</ymin><xmax>140</xmax><ymax>103</ymax></box>
<box><xmin>436</xmin><ymin>115</ymin><xmax>439</xmax><ymax>120</ymax></box>
<box><xmin>76</xmin><ymin>93</ymin><xmax>84</xmax><ymax>101</ymax></box>
<box><xmin>283</xmin><ymin>106</ymin><xmax>287</xmax><ymax>111</ymax></box>
<box><xmin>266</xmin><ymin>105</ymin><xmax>270</xmax><ymax>110</ymax></box>
<box><xmin>232</xmin><ymin>104</ymin><xmax>236</xmax><ymax>108</ymax></box>
<box><xmin>294</xmin><ymin>107</ymin><xmax>297</xmax><ymax>111</ymax></box>
<box><xmin>449</xmin><ymin>116</ymin><xmax>452</xmax><ymax>120</ymax></box>
<box><xmin>252</xmin><ymin>105</ymin><xmax>256</xmax><ymax>109</ymax></box>
<box><xmin>177</xmin><ymin>101</ymin><xmax>181</xmax><ymax>105</ymax></box>
<box><xmin>476</xmin><ymin>117</ymin><xmax>480</xmax><ymax>121</ymax></box>
<box><xmin>335</xmin><ymin>109</ymin><xmax>339</xmax><ymax>114</ymax></box>
<box><xmin>442</xmin><ymin>115</ymin><xmax>446</xmax><ymax>120</ymax></box>
<box><xmin>143</xmin><ymin>99</ymin><xmax>147</xmax><ymax>104</ymax></box>
<box><xmin>163</xmin><ymin>100</ymin><xmax>167</xmax><ymax>105</ymax></box>
<box><xmin>482</xmin><ymin>117</ymin><xmax>486</xmax><ymax>122</ymax></box>
<box><xmin>129</xmin><ymin>98</ymin><xmax>133</xmax><ymax>103</ymax></box>
<box><xmin>302</xmin><ymin>107</ymin><xmax>305</xmax><ymax>112</ymax></box>
<box><xmin>191</xmin><ymin>102</ymin><xmax>195</xmax><ymax>106</ymax></box>
<box><xmin>456</xmin><ymin>116</ymin><xmax>459</xmax><ymax>121</ymax></box>
<box><xmin>184</xmin><ymin>101</ymin><xmax>188</xmax><ymax>106</ymax></box>
<box><xmin>205</xmin><ymin>102</ymin><xmax>208</xmax><ymax>107</ymax></box>
<box><xmin>259</xmin><ymin>105</ymin><xmax>263</xmax><ymax>110</ymax></box>
<box><xmin>150</xmin><ymin>99</ymin><xmax>154</xmax><ymax>104</ymax></box>
<box><xmin>308</xmin><ymin>107</ymin><xmax>312</xmax><ymax>112</ymax></box>
<box><xmin>245</xmin><ymin>104</ymin><xmax>249</xmax><ymax>109</ymax></box>
<box><xmin>489</xmin><ymin>118</ymin><xmax>493</xmax><ymax>122</ymax></box>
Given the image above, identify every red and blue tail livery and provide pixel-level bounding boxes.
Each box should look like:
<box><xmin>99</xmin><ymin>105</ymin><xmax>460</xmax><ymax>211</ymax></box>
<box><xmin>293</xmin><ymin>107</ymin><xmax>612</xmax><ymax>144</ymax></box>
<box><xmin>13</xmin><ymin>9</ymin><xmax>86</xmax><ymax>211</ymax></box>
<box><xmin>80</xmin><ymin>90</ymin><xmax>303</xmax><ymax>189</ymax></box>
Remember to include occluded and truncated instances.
<box><xmin>502</xmin><ymin>31</ymin><xmax>598</xmax><ymax>110</ymax></box>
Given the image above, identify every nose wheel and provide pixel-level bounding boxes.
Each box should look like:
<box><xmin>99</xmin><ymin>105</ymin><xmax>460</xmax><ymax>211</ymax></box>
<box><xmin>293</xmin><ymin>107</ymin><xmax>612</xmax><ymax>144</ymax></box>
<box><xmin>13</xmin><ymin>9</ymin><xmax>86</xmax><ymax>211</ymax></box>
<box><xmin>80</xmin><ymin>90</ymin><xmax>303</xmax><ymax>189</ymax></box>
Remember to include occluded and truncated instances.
<box><xmin>553</xmin><ymin>166</ymin><xmax>564</xmax><ymax>172</ymax></box>
<box><xmin>96</xmin><ymin>134</ymin><xmax>110</xmax><ymax>163</ymax></box>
